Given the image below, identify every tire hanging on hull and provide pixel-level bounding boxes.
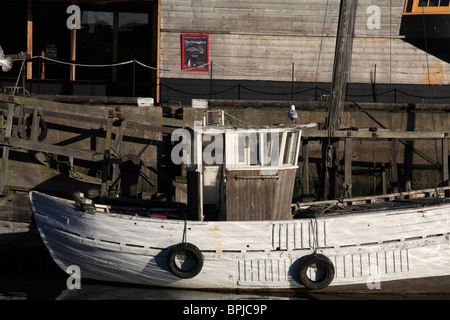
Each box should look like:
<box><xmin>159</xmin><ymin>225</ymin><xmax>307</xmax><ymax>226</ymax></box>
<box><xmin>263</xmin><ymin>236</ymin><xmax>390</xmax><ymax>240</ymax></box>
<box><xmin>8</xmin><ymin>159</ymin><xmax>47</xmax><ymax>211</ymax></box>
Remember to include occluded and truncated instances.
<box><xmin>297</xmin><ymin>254</ymin><xmax>335</xmax><ymax>290</ymax></box>
<box><xmin>167</xmin><ymin>242</ymin><xmax>203</xmax><ymax>279</ymax></box>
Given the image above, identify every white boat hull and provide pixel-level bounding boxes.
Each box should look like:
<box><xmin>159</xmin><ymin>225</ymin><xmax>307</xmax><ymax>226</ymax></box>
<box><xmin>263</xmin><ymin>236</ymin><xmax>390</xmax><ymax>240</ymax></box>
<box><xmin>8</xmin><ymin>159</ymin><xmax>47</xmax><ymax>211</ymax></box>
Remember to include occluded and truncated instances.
<box><xmin>30</xmin><ymin>191</ymin><xmax>450</xmax><ymax>291</ymax></box>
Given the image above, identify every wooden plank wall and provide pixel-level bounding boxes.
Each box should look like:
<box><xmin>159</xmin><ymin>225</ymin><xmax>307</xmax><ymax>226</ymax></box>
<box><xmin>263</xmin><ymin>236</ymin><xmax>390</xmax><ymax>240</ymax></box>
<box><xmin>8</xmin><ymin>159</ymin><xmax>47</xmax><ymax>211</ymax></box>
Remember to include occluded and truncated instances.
<box><xmin>160</xmin><ymin>0</ymin><xmax>450</xmax><ymax>85</ymax></box>
<box><xmin>225</xmin><ymin>169</ymin><xmax>296</xmax><ymax>221</ymax></box>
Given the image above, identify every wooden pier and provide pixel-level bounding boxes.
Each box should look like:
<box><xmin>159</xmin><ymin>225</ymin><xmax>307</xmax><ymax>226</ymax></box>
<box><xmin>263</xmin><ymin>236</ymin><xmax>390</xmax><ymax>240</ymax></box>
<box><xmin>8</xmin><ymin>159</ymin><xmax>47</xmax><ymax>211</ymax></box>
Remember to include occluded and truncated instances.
<box><xmin>0</xmin><ymin>93</ymin><xmax>192</xmax><ymax>199</ymax></box>
<box><xmin>301</xmin><ymin>128</ymin><xmax>449</xmax><ymax>199</ymax></box>
<box><xmin>1</xmin><ymin>92</ymin><xmax>449</xmax><ymax>203</ymax></box>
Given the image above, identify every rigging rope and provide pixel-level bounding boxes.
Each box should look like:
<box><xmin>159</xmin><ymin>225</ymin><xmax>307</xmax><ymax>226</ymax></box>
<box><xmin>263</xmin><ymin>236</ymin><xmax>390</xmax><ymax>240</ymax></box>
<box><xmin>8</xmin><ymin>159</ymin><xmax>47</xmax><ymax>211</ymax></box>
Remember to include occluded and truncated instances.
<box><xmin>314</xmin><ymin>0</ymin><xmax>330</xmax><ymax>84</ymax></box>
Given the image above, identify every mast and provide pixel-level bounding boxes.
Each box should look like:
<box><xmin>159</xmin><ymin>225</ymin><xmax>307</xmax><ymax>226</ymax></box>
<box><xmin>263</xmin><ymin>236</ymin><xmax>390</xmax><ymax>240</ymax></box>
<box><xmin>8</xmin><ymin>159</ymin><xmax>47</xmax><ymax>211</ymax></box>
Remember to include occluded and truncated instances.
<box><xmin>320</xmin><ymin>0</ymin><xmax>357</xmax><ymax>200</ymax></box>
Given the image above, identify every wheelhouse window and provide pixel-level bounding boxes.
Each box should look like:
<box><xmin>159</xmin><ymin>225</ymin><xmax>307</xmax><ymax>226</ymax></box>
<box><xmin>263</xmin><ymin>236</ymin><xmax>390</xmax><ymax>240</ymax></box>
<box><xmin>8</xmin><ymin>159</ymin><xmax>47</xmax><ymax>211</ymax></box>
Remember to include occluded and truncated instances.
<box><xmin>282</xmin><ymin>132</ymin><xmax>296</xmax><ymax>165</ymax></box>
<box><xmin>223</xmin><ymin>129</ymin><xmax>299</xmax><ymax>169</ymax></box>
<box><xmin>419</xmin><ymin>0</ymin><xmax>449</xmax><ymax>6</ymax></box>
<box><xmin>238</xmin><ymin>133</ymin><xmax>258</xmax><ymax>166</ymax></box>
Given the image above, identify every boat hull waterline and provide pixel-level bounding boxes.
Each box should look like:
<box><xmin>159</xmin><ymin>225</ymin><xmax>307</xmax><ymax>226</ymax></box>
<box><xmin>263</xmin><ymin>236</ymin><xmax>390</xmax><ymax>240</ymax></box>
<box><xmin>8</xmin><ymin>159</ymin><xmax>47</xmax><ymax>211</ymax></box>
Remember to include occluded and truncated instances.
<box><xmin>30</xmin><ymin>191</ymin><xmax>450</xmax><ymax>291</ymax></box>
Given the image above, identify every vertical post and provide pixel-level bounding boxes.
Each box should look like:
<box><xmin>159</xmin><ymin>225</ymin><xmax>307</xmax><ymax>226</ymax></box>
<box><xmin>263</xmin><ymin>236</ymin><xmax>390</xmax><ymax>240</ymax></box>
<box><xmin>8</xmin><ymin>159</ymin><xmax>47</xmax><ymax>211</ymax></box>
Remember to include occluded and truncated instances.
<box><xmin>381</xmin><ymin>164</ymin><xmax>387</xmax><ymax>194</ymax></box>
<box><xmin>326</xmin><ymin>0</ymin><xmax>357</xmax><ymax>137</ymax></box>
<box><xmin>194</xmin><ymin>125</ymin><xmax>203</xmax><ymax>221</ymax></box>
<box><xmin>0</xmin><ymin>104</ymin><xmax>15</xmax><ymax>195</ymax></box>
<box><xmin>320</xmin><ymin>0</ymin><xmax>357</xmax><ymax>200</ymax></box>
<box><xmin>100</xmin><ymin>115</ymin><xmax>114</xmax><ymax>199</ymax></box>
<box><xmin>14</xmin><ymin>104</ymin><xmax>25</xmax><ymax>138</ymax></box>
<box><xmin>443</xmin><ymin>133</ymin><xmax>449</xmax><ymax>186</ymax></box>
<box><xmin>27</xmin><ymin>0</ymin><xmax>33</xmax><ymax>80</ymax></box>
<box><xmin>112</xmin><ymin>120</ymin><xmax>126</xmax><ymax>184</ymax></box>
<box><xmin>30</xmin><ymin>107</ymin><xmax>40</xmax><ymax>142</ymax></box>
<box><xmin>40</xmin><ymin>51</ymin><xmax>46</xmax><ymax>80</ymax></box>
<box><xmin>391</xmin><ymin>139</ymin><xmax>399</xmax><ymax>193</ymax></box>
<box><xmin>69</xmin><ymin>0</ymin><xmax>77</xmax><ymax>81</ymax></box>
<box><xmin>302</xmin><ymin>139</ymin><xmax>310</xmax><ymax>196</ymax></box>
<box><xmin>209</xmin><ymin>60</ymin><xmax>213</xmax><ymax>99</ymax></box>
<box><xmin>70</xmin><ymin>27</ymin><xmax>76</xmax><ymax>81</ymax></box>
<box><xmin>344</xmin><ymin>133</ymin><xmax>352</xmax><ymax>198</ymax></box>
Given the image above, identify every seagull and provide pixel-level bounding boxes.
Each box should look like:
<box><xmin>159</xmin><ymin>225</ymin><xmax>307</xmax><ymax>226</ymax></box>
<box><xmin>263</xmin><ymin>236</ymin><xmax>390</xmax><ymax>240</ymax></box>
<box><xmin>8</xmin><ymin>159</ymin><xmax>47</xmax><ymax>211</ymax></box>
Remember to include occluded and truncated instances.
<box><xmin>288</xmin><ymin>105</ymin><xmax>298</xmax><ymax>123</ymax></box>
<box><xmin>0</xmin><ymin>45</ymin><xmax>13</xmax><ymax>72</ymax></box>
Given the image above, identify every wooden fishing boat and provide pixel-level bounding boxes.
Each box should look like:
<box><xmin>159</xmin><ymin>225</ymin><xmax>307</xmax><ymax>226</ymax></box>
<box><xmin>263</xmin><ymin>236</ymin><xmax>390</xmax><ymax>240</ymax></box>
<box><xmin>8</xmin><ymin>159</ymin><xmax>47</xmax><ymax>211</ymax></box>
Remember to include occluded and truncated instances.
<box><xmin>29</xmin><ymin>121</ymin><xmax>450</xmax><ymax>292</ymax></box>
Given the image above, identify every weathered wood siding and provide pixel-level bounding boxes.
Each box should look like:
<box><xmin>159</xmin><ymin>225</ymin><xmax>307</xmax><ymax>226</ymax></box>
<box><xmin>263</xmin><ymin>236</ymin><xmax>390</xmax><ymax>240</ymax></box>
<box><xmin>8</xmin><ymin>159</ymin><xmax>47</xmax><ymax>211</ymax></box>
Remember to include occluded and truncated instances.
<box><xmin>225</xmin><ymin>169</ymin><xmax>296</xmax><ymax>221</ymax></box>
<box><xmin>160</xmin><ymin>0</ymin><xmax>450</xmax><ymax>85</ymax></box>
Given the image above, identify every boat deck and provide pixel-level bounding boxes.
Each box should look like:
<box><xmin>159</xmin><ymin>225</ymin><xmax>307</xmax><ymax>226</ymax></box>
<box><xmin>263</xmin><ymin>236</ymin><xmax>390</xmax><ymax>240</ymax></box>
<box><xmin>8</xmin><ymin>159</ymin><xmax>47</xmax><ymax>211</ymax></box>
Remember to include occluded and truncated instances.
<box><xmin>295</xmin><ymin>197</ymin><xmax>450</xmax><ymax>218</ymax></box>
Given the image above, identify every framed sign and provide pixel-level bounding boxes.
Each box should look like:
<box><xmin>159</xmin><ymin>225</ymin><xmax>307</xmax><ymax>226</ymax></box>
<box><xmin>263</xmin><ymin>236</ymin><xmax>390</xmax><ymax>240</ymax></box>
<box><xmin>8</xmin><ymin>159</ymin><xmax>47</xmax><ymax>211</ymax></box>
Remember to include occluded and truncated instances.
<box><xmin>181</xmin><ymin>34</ymin><xmax>209</xmax><ymax>71</ymax></box>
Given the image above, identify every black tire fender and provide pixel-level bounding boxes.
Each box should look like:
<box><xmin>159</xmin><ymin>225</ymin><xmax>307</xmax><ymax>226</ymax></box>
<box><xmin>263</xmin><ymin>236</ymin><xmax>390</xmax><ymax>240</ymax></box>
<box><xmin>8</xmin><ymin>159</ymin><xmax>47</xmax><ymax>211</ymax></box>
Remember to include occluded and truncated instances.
<box><xmin>167</xmin><ymin>242</ymin><xmax>203</xmax><ymax>279</ymax></box>
<box><xmin>26</xmin><ymin>116</ymin><xmax>48</xmax><ymax>141</ymax></box>
<box><xmin>298</xmin><ymin>254</ymin><xmax>335</xmax><ymax>290</ymax></box>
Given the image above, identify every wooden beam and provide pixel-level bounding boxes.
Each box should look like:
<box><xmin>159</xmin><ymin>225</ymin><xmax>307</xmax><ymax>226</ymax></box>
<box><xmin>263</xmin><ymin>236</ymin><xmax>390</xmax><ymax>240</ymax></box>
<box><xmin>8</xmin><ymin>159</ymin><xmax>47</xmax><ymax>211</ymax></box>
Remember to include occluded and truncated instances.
<box><xmin>327</xmin><ymin>0</ymin><xmax>357</xmax><ymax>137</ymax></box>
<box><xmin>100</xmin><ymin>117</ymin><xmax>114</xmax><ymax>198</ymax></box>
<box><xmin>301</xmin><ymin>139</ymin><xmax>309</xmax><ymax>196</ymax></box>
<box><xmin>303</xmin><ymin>129</ymin><xmax>449</xmax><ymax>140</ymax></box>
<box><xmin>0</xmin><ymin>104</ymin><xmax>15</xmax><ymax>195</ymax></box>
<box><xmin>112</xmin><ymin>120</ymin><xmax>126</xmax><ymax>183</ymax></box>
<box><xmin>69</xmin><ymin>0</ymin><xmax>77</xmax><ymax>81</ymax></box>
<box><xmin>0</xmin><ymin>135</ymin><xmax>104</xmax><ymax>162</ymax></box>
<box><xmin>391</xmin><ymin>139</ymin><xmax>399</xmax><ymax>193</ymax></box>
<box><xmin>30</xmin><ymin>107</ymin><xmax>40</xmax><ymax>142</ymax></box>
<box><xmin>344</xmin><ymin>134</ymin><xmax>352</xmax><ymax>198</ymax></box>
<box><xmin>70</xmin><ymin>27</ymin><xmax>76</xmax><ymax>81</ymax></box>
<box><xmin>0</xmin><ymin>93</ymin><xmax>192</xmax><ymax>128</ymax></box>
<box><xmin>27</xmin><ymin>0</ymin><xmax>33</xmax><ymax>80</ymax></box>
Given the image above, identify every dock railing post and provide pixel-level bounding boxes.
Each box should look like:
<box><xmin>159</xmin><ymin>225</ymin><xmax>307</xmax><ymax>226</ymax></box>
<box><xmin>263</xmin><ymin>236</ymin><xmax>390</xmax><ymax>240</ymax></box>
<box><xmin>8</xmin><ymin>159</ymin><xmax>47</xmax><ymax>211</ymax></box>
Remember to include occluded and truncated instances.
<box><xmin>30</xmin><ymin>107</ymin><xmax>40</xmax><ymax>142</ymax></box>
<box><xmin>0</xmin><ymin>104</ymin><xmax>15</xmax><ymax>195</ymax></box>
<box><xmin>100</xmin><ymin>115</ymin><xmax>114</xmax><ymax>199</ymax></box>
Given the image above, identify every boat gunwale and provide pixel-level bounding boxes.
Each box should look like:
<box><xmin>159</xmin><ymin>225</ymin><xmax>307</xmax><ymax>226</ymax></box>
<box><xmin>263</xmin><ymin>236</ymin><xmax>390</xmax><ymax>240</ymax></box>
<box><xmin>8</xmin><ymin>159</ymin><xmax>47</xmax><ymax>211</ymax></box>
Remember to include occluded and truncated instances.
<box><xmin>30</xmin><ymin>190</ymin><xmax>450</xmax><ymax>225</ymax></box>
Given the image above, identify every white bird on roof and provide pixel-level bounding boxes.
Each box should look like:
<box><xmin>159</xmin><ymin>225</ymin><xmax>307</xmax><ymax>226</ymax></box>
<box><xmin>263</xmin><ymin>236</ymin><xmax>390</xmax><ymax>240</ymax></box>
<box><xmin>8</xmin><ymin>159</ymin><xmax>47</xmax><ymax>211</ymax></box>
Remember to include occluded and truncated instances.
<box><xmin>0</xmin><ymin>45</ymin><xmax>13</xmax><ymax>72</ymax></box>
<box><xmin>288</xmin><ymin>104</ymin><xmax>298</xmax><ymax>122</ymax></box>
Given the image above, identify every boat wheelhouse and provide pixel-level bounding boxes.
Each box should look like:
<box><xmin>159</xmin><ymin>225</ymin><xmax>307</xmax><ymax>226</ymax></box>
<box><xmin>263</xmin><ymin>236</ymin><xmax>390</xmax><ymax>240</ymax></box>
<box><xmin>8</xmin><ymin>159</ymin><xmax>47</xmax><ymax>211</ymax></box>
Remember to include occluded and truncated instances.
<box><xmin>181</xmin><ymin>112</ymin><xmax>315</xmax><ymax>222</ymax></box>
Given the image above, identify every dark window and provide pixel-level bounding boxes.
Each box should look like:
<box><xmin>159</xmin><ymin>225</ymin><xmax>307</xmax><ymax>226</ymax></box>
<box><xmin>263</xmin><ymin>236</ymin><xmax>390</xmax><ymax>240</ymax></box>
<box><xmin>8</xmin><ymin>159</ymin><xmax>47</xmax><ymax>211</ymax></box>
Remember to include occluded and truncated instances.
<box><xmin>405</xmin><ymin>0</ymin><xmax>414</xmax><ymax>12</ymax></box>
<box><xmin>76</xmin><ymin>10</ymin><xmax>114</xmax><ymax>81</ymax></box>
<box><xmin>117</xmin><ymin>12</ymin><xmax>150</xmax><ymax>83</ymax></box>
<box><xmin>429</xmin><ymin>0</ymin><xmax>439</xmax><ymax>6</ymax></box>
<box><xmin>0</xmin><ymin>1</ymin><xmax>26</xmax><ymax>79</ymax></box>
<box><xmin>33</xmin><ymin>2</ymin><xmax>71</xmax><ymax>80</ymax></box>
<box><xmin>418</xmin><ymin>0</ymin><xmax>450</xmax><ymax>6</ymax></box>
